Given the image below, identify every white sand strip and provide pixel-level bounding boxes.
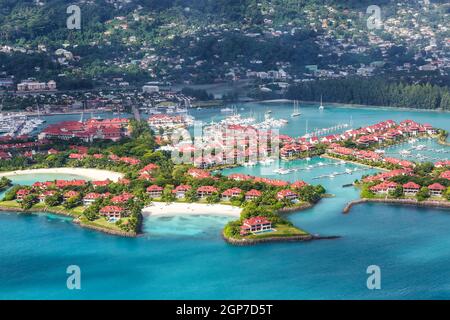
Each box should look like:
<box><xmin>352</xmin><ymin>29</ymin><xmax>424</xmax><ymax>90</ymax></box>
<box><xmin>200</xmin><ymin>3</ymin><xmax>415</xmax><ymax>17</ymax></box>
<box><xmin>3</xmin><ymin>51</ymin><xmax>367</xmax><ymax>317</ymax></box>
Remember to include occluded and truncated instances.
<box><xmin>142</xmin><ymin>202</ymin><xmax>242</xmax><ymax>217</ymax></box>
<box><xmin>0</xmin><ymin>168</ymin><xmax>123</xmax><ymax>182</ymax></box>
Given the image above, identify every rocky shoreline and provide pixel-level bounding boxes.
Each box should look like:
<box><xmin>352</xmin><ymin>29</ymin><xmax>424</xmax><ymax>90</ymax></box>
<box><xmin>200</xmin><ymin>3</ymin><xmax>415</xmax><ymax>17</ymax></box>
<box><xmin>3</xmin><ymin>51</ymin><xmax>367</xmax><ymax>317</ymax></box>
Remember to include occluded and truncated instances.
<box><xmin>222</xmin><ymin>232</ymin><xmax>340</xmax><ymax>246</ymax></box>
<box><xmin>343</xmin><ymin>198</ymin><xmax>450</xmax><ymax>214</ymax></box>
<box><xmin>0</xmin><ymin>205</ymin><xmax>137</xmax><ymax>237</ymax></box>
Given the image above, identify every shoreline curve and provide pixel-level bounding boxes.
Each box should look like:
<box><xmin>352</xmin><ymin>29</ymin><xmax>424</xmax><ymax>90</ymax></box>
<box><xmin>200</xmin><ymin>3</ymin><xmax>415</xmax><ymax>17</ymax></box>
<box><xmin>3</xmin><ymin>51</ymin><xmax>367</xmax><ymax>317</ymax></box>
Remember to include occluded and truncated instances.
<box><xmin>142</xmin><ymin>202</ymin><xmax>242</xmax><ymax>217</ymax></box>
<box><xmin>0</xmin><ymin>168</ymin><xmax>124</xmax><ymax>182</ymax></box>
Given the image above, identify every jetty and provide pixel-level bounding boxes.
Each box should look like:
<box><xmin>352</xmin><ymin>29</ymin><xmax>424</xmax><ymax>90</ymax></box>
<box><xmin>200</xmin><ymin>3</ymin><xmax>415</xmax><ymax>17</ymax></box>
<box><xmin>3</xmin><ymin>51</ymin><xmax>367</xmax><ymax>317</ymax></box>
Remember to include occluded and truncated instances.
<box><xmin>343</xmin><ymin>198</ymin><xmax>450</xmax><ymax>214</ymax></box>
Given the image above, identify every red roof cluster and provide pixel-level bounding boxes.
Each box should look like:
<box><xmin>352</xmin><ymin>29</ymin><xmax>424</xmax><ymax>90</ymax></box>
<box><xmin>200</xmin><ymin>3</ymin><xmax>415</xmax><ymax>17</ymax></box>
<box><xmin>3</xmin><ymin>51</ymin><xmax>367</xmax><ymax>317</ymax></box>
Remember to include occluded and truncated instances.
<box><xmin>363</xmin><ymin>168</ymin><xmax>413</xmax><ymax>183</ymax></box>
<box><xmin>41</xmin><ymin>118</ymin><xmax>129</xmax><ymax>142</ymax></box>
<box><xmin>187</xmin><ymin>168</ymin><xmax>212</xmax><ymax>179</ymax></box>
<box><xmin>291</xmin><ymin>180</ymin><xmax>308</xmax><ymax>189</ymax></box>
<box><xmin>111</xmin><ymin>192</ymin><xmax>134</xmax><ymax>203</ymax></box>
<box><xmin>440</xmin><ymin>171</ymin><xmax>450</xmax><ymax>180</ymax></box>
<box><xmin>436</xmin><ymin>160</ymin><xmax>450</xmax><ymax>168</ymax></box>
<box><xmin>55</xmin><ymin>179</ymin><xmax>87</xmax><ymax>187</ymax></box>
<box><xmin>370</xmin><ymin>181</ymin><xmax>398</xmax><ymax>192</ymax></box>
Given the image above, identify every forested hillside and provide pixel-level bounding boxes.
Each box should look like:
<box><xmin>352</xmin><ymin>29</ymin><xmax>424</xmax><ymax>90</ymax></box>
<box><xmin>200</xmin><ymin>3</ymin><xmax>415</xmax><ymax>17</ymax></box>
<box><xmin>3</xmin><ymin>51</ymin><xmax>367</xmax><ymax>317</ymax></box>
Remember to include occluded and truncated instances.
<box><xmin>0</xmin><ymin>0</ymin><xmax>449</xmax><ymax>110</ymax></box>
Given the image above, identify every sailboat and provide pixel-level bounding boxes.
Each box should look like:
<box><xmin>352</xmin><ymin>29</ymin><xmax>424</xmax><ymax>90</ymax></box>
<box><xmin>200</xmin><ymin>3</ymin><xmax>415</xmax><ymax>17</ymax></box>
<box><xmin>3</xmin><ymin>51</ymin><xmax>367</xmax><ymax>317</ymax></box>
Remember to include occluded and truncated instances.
<box><xmin>319</xmin><ymin>95</ymin><xmax>324</xmax><ymax>110</ymax></box>
<box><xmin>291</xmin><ymin>100</ymin><xmax>301</xmax><ymax>117</ymax></box>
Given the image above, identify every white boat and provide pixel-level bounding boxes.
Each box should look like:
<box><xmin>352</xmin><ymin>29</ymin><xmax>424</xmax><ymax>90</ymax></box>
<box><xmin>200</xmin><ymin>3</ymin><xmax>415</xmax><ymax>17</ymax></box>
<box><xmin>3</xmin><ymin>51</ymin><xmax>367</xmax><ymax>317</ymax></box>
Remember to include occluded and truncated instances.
<box><xmin>291</xmin><ymin>100</ymin><xmax>301</xmax><ymax>117</ymax></box>
<box><xmin>319</xmin><ymin>95</ymin><xmax>324</xmax><ymax>110</ymax></box>
<box><xmin>399</xmin><ymin>149</ymin><xmax>411</xmax><ymax>155</ymax></box>
<box><xmin>415</xmin><ymin>145</ymin><xmax>426</xmax><ymax>150</ymax></box>
<box><xmin>220</xmin><ymin>107</ymin><xmax>233</xmax><ymax>113</ymax></box>
<box><xmin>274</xmin><ymin>168</ymin><xmax>290</xmax><ymax>174</ymax></box>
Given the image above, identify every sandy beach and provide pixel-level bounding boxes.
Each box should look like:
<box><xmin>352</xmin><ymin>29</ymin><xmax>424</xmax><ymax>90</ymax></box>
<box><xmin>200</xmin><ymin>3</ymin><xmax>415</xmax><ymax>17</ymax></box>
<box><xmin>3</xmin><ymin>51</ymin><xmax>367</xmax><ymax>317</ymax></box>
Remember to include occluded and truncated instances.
<box><xmin>142</xmin><ymin>202</ymin><xmax>242</xmax><ymax>217</ymax></box>
<box><xmin>0</xmin><ymin>168</ymin><xmax>124</xmax><ymax>182</ymax></box>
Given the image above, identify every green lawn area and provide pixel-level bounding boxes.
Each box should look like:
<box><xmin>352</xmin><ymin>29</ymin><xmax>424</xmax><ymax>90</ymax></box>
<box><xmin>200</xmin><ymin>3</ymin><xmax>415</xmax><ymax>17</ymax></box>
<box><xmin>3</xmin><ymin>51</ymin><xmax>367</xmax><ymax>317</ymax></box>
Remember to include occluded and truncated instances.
<box><xmin>245</xmin><ymin>224</ymin><xmax>309</xmax><ymax>240</ymax></box>
<box><xmin>79</xmin><ymin>216</ymin><xmax>130</xmax><ymax>232</ymax></box>
<box><xmin>0</xmin><ymin>200</ymin><xmax>21</xmax><ymax>208</ymax></box>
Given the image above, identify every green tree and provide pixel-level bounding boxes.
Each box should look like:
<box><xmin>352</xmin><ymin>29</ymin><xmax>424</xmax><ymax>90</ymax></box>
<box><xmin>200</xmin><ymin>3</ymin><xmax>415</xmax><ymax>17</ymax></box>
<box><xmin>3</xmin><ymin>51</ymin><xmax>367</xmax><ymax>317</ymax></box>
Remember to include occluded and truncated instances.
<box><xmin>184</xmin><ymin>188</ymin><xmax>199</xmax><ymax>203</ymax></box>
<box><xmin>21</xmin><ymin>195</ymin><xmax>37</xmax><ymax>210</ymax></box>
<box><xmin>389</xmin><ymin>185</ymin><xmax>403</xmax><ymax>198</ymax></box>
<box><xmin>3</xmin><ymin>185</ymin><xmax>22</xmax><ymax>201</ymax></box>
<box><xmin>45</xmin><ymin>193</ymin><xmax>63</xmax><ymax>207</ymax></box>
<box><xmin>416</xmin><ymin>187</ymin><xmax>430</xmax><ymax>202</ymax></box>
<box><xmin>63</xmin><ymin>196</ymin><xmax>82</xmax><ymax>209</ymax></box>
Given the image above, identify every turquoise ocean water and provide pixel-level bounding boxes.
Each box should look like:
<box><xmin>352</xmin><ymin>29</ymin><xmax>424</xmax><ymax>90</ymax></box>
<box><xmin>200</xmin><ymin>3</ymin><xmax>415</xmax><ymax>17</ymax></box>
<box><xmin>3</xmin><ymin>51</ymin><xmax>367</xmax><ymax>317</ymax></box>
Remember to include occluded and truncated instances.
<box><xmin>1</xmin><ymin>103</ymin><xmax>450</xmax><ymax>299</ymax></box>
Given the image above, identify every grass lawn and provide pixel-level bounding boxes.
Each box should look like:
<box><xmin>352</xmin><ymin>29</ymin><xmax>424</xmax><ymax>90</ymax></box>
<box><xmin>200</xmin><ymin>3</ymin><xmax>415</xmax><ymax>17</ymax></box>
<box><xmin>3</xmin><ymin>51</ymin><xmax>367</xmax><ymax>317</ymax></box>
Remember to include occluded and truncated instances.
<box><xmin>245</xmin><ymin>224</ymin><xmax>309</xmax><ymax>240</ymax></box>
<box><xmin>80</xmin><ymin>216</ymin><xmax>130</xmax><ymax>232</ymax></box>
<box><xmin>0</xmin><ymin>200</ymin><xmax>21</xmax><ymax>208</ymax></box>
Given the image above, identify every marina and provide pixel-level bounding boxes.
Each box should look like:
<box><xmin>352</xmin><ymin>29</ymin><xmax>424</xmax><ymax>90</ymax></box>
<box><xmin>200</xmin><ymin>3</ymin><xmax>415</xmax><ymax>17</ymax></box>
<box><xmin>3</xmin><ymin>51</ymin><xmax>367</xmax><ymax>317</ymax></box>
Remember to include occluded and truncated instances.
<box><xmin>0</xmin><ymin>113</ymin><xmax>45</xmax><ymax>137</ymax></box>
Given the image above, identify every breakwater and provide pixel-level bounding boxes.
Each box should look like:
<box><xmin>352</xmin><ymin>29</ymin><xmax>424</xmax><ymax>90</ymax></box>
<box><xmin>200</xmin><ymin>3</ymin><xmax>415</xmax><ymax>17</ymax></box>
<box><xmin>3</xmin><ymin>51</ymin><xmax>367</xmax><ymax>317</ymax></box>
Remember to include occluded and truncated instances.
<box><xmin>343</xmin><ymin>198</ymin><xmax>450</xmax><ymax>214</ymax></box>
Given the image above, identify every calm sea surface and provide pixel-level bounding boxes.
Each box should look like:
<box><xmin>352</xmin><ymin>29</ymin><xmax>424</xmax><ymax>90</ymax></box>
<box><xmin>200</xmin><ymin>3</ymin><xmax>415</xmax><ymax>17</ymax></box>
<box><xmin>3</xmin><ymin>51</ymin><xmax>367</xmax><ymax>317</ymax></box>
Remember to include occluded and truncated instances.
<box><xmin>1</xmin><ymin>103</ymin><xmax>450</xmax><ymax>299</ymax></box>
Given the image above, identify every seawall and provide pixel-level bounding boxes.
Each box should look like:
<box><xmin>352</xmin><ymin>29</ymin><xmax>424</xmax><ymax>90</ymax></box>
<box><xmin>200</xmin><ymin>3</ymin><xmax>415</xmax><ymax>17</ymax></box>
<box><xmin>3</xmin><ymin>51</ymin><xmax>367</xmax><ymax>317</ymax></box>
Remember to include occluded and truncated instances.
<box><xmin>343</xmin><ymin>198</ymin><xmax>450</xmax><ymax>214</ymax></box>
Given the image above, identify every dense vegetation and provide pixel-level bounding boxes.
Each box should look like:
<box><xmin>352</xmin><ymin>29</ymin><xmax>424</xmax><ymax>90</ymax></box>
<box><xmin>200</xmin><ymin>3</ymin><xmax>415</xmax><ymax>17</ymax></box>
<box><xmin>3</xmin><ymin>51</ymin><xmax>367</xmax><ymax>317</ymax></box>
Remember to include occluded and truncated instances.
<box><xmin>284</xmin><ymin>78</ymin><xmax>450</xmax><ymax>110</ymax></box>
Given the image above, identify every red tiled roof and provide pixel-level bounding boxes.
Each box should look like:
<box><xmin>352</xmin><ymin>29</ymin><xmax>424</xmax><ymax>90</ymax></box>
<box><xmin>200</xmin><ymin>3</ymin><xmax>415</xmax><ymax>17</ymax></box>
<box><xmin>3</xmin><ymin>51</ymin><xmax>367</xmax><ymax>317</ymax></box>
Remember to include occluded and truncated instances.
<box><xmin>245</xmin><ymin>189</ymin><xmax>262</xmax><ymax>197</ymax></box>
<box><xmin>197</xmin><ymin>186</ymin><xmax>218</xmax><ymax>193</ymax></box>
<box><xmin>403</xmin><ymin>182</ymin><xmax>420</xmax><ymax>189</ymax></box>
<box><xmin>146</xmin><ymin>185</ymin><xmax>163</xmax><ymax>192</ymax></box>
<box><xmin>428</xmin><ymin>183</ymin><xmax>446</xmax><ymax>191</ymax></box>
<box><xmin>440</xmin><ymin>171</ymin><xmax>450</xmax><ymax>180</ymax></box>
<box><xmin>242</xmin><ymin>216</ymin><xmax>271</xmax><ymax>227</ymax></box>
<box><xmin>100</xmin><ymin>205</ymin><xmax>124</xmax><ymax>213</ymax></box>
<box><xmin>222</xmin><ymin>187</ymin><xmax>242</xmax><ymax>197</ymax></box>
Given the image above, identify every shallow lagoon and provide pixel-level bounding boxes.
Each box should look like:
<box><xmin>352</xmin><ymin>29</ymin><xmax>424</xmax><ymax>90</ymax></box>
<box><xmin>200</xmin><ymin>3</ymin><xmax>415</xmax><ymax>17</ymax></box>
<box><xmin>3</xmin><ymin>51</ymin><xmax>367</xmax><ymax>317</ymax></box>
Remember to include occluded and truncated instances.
<box><xmin>1</xmin><ymin>104</ymin><xmax>450</xmax><ymax>299</ymax></box>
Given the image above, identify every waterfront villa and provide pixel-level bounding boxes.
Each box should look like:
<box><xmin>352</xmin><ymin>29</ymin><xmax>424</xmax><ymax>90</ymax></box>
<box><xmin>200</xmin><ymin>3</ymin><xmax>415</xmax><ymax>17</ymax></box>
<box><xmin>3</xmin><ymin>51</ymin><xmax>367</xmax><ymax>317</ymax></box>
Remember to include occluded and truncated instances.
<box><xmin>83</xmin><ymin>192</ymin><xmax>103</xmax><ymax>206</ymax></box>
<box><xmin>15</xmin><ymin>189</ymin><xmax>30</xmax><ymax>202</ymax></box>
<box><xmin>221</xmin><ymin>187</ymin><xmax>242</xmax><ymax>201</ymax></box>
<box><xmin>63</xmin><ymin>190</ymin><xmax>79</xmax><ymax>201</ymax></box>
<box><xmin>428</xmin><ymin>183</ymin><xmax>446</xmax><ymax>197</ymax></box>
<box><xmin>197</xmin><ymin>186</ymin><xmax>218</xmax><ymax>198</ymax></box>
<box><xmin>370</xmin><ymin>181</ymin><xmax>398</xmax><ymax>195</ymax></box>
<box><xmin>403</xmin><ymin>182</ymin><xmax>421</xmax><ymax>196</ymax></box>
<box><xmin>276</xmin><ymin>189</ymin><xmax>298</xmax><ymax>202</ymax></box>
<box><xmin>172</xmin><ymin>185</ymin><xmax>191</xmax><ymax>198</ymax></box>
<box><xmin>245</xmin><ymin>189</ymin><xmax>262</xmax><ymax>201</ymax></box>
<box><xmin>146</xmin><ymin>185</ymin><xmax>163</xmax><ymax>198</ymax></box>
<box><xmin>38</xmin><ymin>190</ymin><xmax>56</xmax><ymax>203</ymax></box>
<box><xmin>99</xmin><ymin>205</ymin><xmax>124</xmax><ymax>220</ymax></box>
<box><xmin>240</xmin><ymin>216</ymin><xmax>273</xmax><ymax>236</ymax></box>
